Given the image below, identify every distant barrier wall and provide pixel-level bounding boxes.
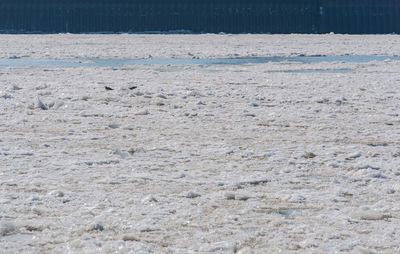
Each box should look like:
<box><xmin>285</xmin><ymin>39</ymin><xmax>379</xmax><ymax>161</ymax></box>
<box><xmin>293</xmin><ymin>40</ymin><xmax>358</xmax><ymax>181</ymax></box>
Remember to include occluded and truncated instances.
<box><xmin>0</xmin><ymin>0</ymin><xmax>399</xmax><ymax>34</ymax></box>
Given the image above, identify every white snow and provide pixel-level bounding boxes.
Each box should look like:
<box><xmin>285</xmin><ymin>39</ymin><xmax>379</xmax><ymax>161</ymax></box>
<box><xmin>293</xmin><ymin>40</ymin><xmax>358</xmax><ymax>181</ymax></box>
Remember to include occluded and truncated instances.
<box><xmin>0</xmin><ymin>34</ymin><xmax>400</xmax><ymax>253</ymax></box>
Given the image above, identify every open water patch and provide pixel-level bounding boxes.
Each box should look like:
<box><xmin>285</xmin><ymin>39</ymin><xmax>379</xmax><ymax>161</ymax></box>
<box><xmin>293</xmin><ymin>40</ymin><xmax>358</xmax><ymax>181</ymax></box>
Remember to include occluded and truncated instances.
<box><xmin>0</xmin><ymin>55</ymin><xmax>399</xmax><ymax>68</ymax></box>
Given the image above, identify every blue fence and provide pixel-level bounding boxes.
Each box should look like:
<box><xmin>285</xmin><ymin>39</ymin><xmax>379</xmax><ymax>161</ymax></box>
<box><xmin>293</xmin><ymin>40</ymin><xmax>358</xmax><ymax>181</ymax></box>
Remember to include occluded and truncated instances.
<box><xmin>0</xmin><ymin>0</ymin><xmax>399</xmax><ymax>34</ymax></box>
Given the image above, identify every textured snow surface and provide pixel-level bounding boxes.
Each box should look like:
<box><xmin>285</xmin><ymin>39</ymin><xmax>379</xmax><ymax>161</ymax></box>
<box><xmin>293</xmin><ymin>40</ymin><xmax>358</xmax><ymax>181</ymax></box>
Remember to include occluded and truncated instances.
<box><xmin>1</xmin><ymin>34</ymin><xmax>400</xmax><ymax>60</ymax></box>
<box><xmin>0</xmin><ymin>34</ymin><xmax>400</xmax><ymax>253</ymax></box>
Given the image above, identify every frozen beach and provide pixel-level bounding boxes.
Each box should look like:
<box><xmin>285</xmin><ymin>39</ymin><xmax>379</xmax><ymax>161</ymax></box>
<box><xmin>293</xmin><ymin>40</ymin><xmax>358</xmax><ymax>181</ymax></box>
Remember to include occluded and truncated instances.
<box><xmin>1</xmin><ymin>34</ymin><xmax>400</xmax><ymax>253</ymax></box>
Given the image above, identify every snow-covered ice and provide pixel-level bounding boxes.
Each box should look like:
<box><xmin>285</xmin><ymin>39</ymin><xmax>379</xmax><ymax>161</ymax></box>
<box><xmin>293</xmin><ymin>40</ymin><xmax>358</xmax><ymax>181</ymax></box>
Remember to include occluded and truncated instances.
<box><xmin>0</xmin><ymin>34</ymin><xmax>400</xmax><ymax>253</ymax></box>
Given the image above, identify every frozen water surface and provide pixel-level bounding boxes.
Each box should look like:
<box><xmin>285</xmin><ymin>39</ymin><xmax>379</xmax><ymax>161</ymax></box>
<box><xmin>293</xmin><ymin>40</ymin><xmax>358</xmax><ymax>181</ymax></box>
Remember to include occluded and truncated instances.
<box><xmin>1</xmin><ymin>34</ymin><xmax>400</xmax><ymax>253</ymax></box>
<box><xmin>283</xmin><ymin>69</ymin><xmax>353</xmax><ymax>73</ymax></box>
<box><xmin>0</xmin><ymin>55</ymin><xmax>399</xmax><ymax>68</ymax></box>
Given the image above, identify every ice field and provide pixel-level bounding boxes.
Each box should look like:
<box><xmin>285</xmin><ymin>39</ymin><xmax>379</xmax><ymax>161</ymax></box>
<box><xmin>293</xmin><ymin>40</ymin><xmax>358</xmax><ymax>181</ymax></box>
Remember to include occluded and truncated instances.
<box><xmin>1</xmin><ymin>34</ymin><xmax>400</xmax><ymax>253</ymax></box>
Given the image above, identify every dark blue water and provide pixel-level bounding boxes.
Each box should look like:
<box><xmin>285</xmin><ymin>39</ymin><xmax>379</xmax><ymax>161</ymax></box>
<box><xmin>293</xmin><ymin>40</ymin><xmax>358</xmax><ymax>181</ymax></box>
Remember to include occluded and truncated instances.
<box><xmin>0</xmin><ymin>55</ymin><xmax>399</xmax><ymax>68</ymax></box>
